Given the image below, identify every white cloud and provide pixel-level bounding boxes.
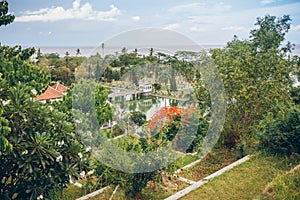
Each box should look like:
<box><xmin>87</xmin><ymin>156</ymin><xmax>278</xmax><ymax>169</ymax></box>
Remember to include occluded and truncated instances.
<box><xmin>187</xmin><ymin>16</ymin><xmax>212</xmax><ymax>24</ymax></box>
<box><xmin>221</xmin><ymin>26</ymin><xmax>246</xmax><ymax>31</ymax></box>
<box><xmin>168</xmin><ymin>2</ymin><xmax>232</xmax><ymax>14</ymax></box>
<box><xmin>168</xmin><ymin>3</ymin><xmax>206</xmax><ymax>12</ymax></box>
<box><xmin>164</xmin><ymin>23</ymin><xmax>180</xmax><ymax>30</ymax></box>
<box><xmin>214</xmin><ymin>2</ymin><xmax>232</xmax><ymax>12</ymax></box>
<box><xmin>291</xmin><ymin>25</ymin><xmax>300</xmax><ymax>31</ymax></box>
<box><xmin>15</xmin><ymin>0</ymin><xmax>121</xmax><ymax>22</ymax></box>
<box><xmin>190</xmin><ymin>26</ymin><xmax>206</xmax><ymax>32</ymax></box>
<box><xmin>260</xmin><ymin>0</ymin><xmax>277</xmax><ymax>5</ymax></box>
<box><xmin>131</xmin><ymin>16</ymin><xmax>140</xmax><ymax>21</ymax></box>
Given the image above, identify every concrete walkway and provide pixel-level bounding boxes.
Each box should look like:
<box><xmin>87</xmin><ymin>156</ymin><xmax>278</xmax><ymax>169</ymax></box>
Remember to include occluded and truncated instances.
<box><xmin>165</xmin><ymin>155</ymin><xmax>251</xmax><ymax>200</ymax></box>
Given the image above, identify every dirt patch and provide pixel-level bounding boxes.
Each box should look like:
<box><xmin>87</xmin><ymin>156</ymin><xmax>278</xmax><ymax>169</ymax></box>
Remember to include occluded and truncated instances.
<box><xmin>178</xmin><ymin>148</ymin><xmax>237</xmax><ymax>182</ymax></box>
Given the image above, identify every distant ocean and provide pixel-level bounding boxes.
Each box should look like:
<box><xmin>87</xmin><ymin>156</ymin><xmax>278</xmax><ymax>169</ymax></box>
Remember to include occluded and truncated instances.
<box><xmin>35</xmin><ymin>44</ymin><xmax>300</xmax><ymax>57</ymax></box>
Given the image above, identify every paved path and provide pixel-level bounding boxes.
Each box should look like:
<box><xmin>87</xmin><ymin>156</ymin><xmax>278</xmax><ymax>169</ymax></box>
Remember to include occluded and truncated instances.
<box><xmin>165</xmin><ymin>155</ymin><xmax>251</xmax><ymax>200</ymax></box>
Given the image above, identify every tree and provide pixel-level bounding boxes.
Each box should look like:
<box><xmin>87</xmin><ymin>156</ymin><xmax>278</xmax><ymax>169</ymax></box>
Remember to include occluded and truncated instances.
<box><xmin>93</xmin><ymin>135</ymin><xmax>176</xmax><ymax>198</ymax></box>
<box><xmin>95</xmin><ymin>84</ymin><xmax>114</xmax><ymax>126</ymax></box>
<box><xmin>211</xmin><ymin>15</ymin><xmax>295</xmax><ymax>147</ymax></box>
<box><xmin>290</xmin><ymin>86</ymin><xmax>300</xmax><ymax>105</ymax></box>
<box><xmin>0</xmin><ymin>111</ymin><xmax>11</xmax><ymax>152</ymax></box>
<box><xmin>0</xmin><ymin>85</ymin><xmax>89</xmax><ymax>199</ymax></box>
<box><xmin>153</xmin><ymin>83</ymin><xmax>161</xmax><ymax>93</ymax></box>
<box><xmin>149</xmin><ymin>48</ymin><xmax>154</xmax><ymax>56</ymax></box>
<box><xmin>250</xmin><ymin>15</ymin><xmax>292</xmax><ymax>52</ymax></box>
<box><xmin>76</xmin><ymin>48</ymin><xmax>81</xmax><ymax>56</ymax></box>
<box><xmin>129</xmin><ymin>111</ymin><xmax>146</xmax><ymax>126</ymax></box>
<box><xmin>0</xmin><ymin>45</ymin><xmax>51</xmax><ymax>93</ymax></box>
<box><xmin>51</xmin><ymin>66</ymin><xmax>73</xmax><ymax>86</ymax></box>
<box><xmin>65</xmin><ymin>51</ymin><xmax>70</xmax><ymax>68</ymax></box>
<box><xmin>0</xmin><ymin>0</ymin><xmax>14</xmax><ymax>27</ymax></box>
<box><xmin>36</xmin><ymin>48</ymin><xmax>41</xmax><ymax>65</ymax></box>
<box><xmin>0</xmin><ymin>3</ymin><xmax>89</xmax><ymax>198</ymax></box>
<box><xmin>257</xmin><ymin>106</ymin><xmax>300</xmax><ymax>156</ymax></box>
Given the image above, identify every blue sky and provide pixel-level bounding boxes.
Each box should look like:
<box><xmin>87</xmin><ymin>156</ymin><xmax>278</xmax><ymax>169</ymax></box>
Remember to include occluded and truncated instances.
<box><xmin>1</xmin><ymin>0</ymin><xmax>300</xmax><ymax>47</ymax></box>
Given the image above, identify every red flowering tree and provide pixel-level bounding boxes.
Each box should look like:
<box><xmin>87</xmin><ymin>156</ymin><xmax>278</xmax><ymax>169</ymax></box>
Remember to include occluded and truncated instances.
<box><xmin>148</xmin><ymin>106</ymin><xmax>203</xmax><ymax>152</ymax></box>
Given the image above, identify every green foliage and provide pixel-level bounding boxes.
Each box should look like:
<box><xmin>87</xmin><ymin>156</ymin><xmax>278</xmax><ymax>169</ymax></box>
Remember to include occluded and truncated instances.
<box><xmin>37</xmin><ymin>52</ymin><xmax>85</xmax><ymax>85</ymax></box>
<box><xmin>55</xmin><ymin>80</ymin><xmax>113</xmax><ymax>128</ymax></box>
<box><xmin>129</xmin><ymin>111</ymin><xmax>146</xmax><ymax>126</ymax></box>
<box><xmin>250</xmin><ymin>15</ymin><xmax>291</xmax><ymax>52</ymax></box>
<box><xmin>95</xmin><ymin>84</ymin><xmax>114</xmax><ymax>127</ymax></box>
<box><xmin>51</xmin><ymin>66</ymin><xmax>74</xmax><ymax>86</ymax></box>
<box><xmin>0</xmin><ymin>85</ymin><xmax>89</xmax><ymax>199</ymax></box>
<box><xmin>211</xmin><ymin>15</ymin><xmax>295</xmax><ymax>147</ymax></box>
<box><xmin>257</xmin><ymin>106</ymin><xmax>300</xmax><ymax>156</ymax></box>
<box><xmin>93</xmin><ymin>135</ymin><xmax>177</xmax><ymax>198</ymax></box>
<box><xmin>0</xmin><ymin>7</ymin><xmax>89</xmax><ymax>198</ymax></box>
<box><xmin>152</xmin><ymin>83</ymin><xmax>161</xmax><ymax>93</ymax></box>
<box><xmin>262</xmin><ymin>165</ymin><xmax>300</xmax><ymax>200</ymax></box>
<box><xmin>290</xmin><ymin>86</ymin><xmax>300</xmax><ymax>105</ymax></box>
<box><xmin>0</xmin><ymin>45</ymin><xmax>51</xmax><ymax>92</ymax></box>
<box><xmin>0</xmin><ymin>106</ymin><xmax>12</xmax><ymax>153</ymax></box>
<box><xmin>0</xmin><ymin>0</ymin><xmax>14</xmax><ymax>27</ymax></box>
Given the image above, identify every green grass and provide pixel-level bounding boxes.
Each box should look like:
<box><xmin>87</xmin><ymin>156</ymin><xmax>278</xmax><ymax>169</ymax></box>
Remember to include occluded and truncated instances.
<box><xmin>260</xmin><ymin>164</ymin><xmax>300</xmax><ymax>200</ymax></box>
<box><xmin>59</xmin><ymin>149</ymin><xmax>299</xmax><ymax>200</ymax></box>
<box><xmin>48</xmin><ymin>184</ymin><xmax>86</xmax><ymax>200</ymax></box>
<box><xmin>174</xmin><ymin>154</ymin><xmax>200</xmax><ymax>169</ymax></box>
<box><xmin>180</xmin><ymin>154</ymin><xmax>300</xmax><ymax>200</ymax></box>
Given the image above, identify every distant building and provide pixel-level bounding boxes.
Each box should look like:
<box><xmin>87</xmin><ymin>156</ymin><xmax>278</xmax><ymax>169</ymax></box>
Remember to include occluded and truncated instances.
<box><xmin>139</xmin><ymin>78</ymin><xmax>153</xmax><ymax>93</ymax></box>
<box><xmin>36</xmin><ymin>82</ymin><xmax>68</xmax><ymax>103</ymax></box>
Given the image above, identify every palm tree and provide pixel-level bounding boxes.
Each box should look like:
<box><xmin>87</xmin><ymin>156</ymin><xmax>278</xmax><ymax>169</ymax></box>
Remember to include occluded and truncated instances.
<box><xmin>76</xmin><ymin>48</ymin><xmax>81</xmax><ymax>56</ymax></box>
<box><xmin>101</xmin><ymin>43</ymin><xmax>105</xmax><ymax>57</ymax></box>
<box><xmin>149</xmin><ymin>48</ymin><xmax>154</xmax><ymax>56</ymax></box>
<box><xmin>65</xmin><ymin>51</ymin><xmax>69</xmax><ymax>68</ymax></box>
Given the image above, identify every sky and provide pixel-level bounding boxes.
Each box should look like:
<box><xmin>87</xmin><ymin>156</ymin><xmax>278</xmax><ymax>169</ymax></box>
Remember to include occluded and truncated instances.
<box><xmin>1</xmin><ymin>0</ymin><xmax>300</xmax><ymax>47</ymax></box>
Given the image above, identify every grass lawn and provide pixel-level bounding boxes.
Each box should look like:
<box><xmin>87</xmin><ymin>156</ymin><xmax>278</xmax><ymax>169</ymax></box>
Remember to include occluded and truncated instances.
<box><xmin>180</xmin><ymin>154</ymin><xmax>300</xmax><ymax>200</ymax></box>
<box><xmin>174</xmin><ymin>154</ymin><xmax>200</xmax><ymax>169</ymax></box>
<box><xmin>260</xmin><ymin>163</ymin><xmax>300</xmax><ymax>200</ymax></box>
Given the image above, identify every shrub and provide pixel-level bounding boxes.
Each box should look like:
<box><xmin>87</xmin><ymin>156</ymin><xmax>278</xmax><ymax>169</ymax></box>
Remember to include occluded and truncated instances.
<box><xmin>257</xmin><ymin>106</ymin><xmax>300</xmax><ymax>156</ymax></box>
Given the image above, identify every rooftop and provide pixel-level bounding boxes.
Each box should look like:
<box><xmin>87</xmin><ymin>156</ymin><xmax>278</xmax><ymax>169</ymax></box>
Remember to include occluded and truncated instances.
<box><xmin>35</xmin><ymin>82</ymin><xmax>67</xmax><ymax>101</ymax></box>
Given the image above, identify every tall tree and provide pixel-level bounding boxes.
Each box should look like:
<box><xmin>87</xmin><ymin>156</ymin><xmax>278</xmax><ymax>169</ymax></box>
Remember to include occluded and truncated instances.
<box><xmin>65</xmin><ymin>51</ymin><xmax>70</xmax><ymax>68</ymax></box>
<box><xmin>0</xmin><ymin>2</ymin><xmax>89</xmax><ymax>199</ymax></box>
<box><xmin>211</xmin><ymin>15</ymin><xmax>295</xmax><ymax>147</ymax></box>
<box><xmin>250</xmin><ymin>15</ymin><xmax>292</xmax><ymax>52</ymax></box>
<box><xmin>76</xmin><ymin>48</ymin><xmax>81</xmax><ymax>56</ymax></box>
<box><xmin>0</xmin><ymin>85</ymin><xmax>89</xmax><ymax>199</ymax></box>
<box><xmin>0</xmin><ymin>0</ymin><xmax>14</xmax><ymax>27</ymax></box>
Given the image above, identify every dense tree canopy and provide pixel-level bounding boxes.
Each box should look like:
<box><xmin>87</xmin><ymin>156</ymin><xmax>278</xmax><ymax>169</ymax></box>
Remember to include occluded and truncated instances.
<box><xmin>211</xmin><ymin>15</ymin><xmax>296</xmax><ymax>147</ymax></box>
<box><xmin>1</xmin><ymin>1</ymin><xmax>299</xmax><ymax>197</ymax></box>
<box><xmin>0</xmin><ymin>3</ymin><xmax>90</xmax><ymax>199</ymax></box>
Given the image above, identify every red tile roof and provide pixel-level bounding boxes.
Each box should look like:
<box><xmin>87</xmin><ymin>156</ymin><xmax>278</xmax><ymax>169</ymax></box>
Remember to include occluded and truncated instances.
<box><xmin>51</xmin><ymin>82</ymin><xmax>68</xmax><ymax>93</ymax></box>
<box><xmin>36</xmin><ymin>87</ymin><xmax>64</xmax><ymax>101</ymax></box>
<box><xmin>35</xmin><ymin>83</ymin><xmax>67</xmax><ymax>101</ymax></box>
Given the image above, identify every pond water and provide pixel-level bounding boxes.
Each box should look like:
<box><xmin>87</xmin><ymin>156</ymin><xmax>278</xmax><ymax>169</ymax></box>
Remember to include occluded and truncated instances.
<box><xmin>112</xmin><ymin>96</ymin><xmax>180</xmax><ymax>120</ymax></box>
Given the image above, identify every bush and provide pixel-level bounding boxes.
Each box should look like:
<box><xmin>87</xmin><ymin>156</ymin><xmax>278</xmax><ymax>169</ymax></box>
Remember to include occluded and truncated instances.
<box><xmin>257</xmin><ymin>106</ymin><xmax>300</xmax><ymax>156</ymax></box>
<box><xmin>290</xmin><ymin>86</ymin><xmax>300</xmax><ymax>105</ymax></box>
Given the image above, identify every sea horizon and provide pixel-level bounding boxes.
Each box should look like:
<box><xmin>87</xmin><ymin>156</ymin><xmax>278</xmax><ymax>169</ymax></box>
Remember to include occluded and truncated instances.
<box><xmin>30</xmin><ymin>44</ymin><xmax>300</xmax><ymax>57</ymax></box>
